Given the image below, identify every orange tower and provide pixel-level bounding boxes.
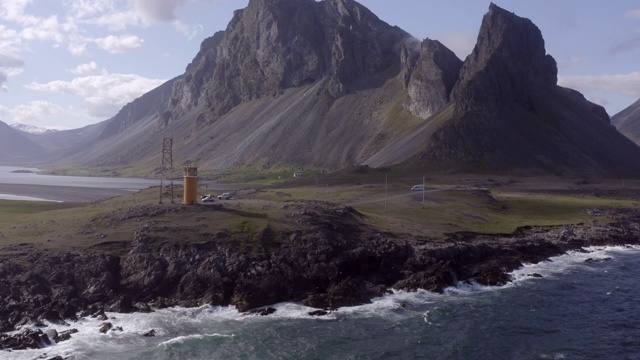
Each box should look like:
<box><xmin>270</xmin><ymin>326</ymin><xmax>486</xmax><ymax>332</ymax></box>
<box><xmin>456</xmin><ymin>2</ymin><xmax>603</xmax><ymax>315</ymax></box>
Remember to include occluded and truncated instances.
<box><xmin>183</xmin><ymin>166</ymin><xmax>198</xmax><ymax>205</ymax></box>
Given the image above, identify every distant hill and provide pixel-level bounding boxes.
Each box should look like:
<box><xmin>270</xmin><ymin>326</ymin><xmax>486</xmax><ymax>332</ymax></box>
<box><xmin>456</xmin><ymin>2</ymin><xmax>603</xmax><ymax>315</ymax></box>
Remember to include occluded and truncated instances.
<box><xmin>11</xmin><ymin>123</ymin><xmax>59</xmax><ymax>135</ymax></box>
<box><xmin>0</xmin><ymin>120</ymin><xmax>44</xmax><ymax>164</ymax></box>
<box><xmin>41</xmin><ymin>0</ymin><xmax>640</xmax><ymax>177</ymax></box>
<box><xmin>612</xmin><ymin>98</ymin><xmax>640</xmax><ymax>144</ymax></box>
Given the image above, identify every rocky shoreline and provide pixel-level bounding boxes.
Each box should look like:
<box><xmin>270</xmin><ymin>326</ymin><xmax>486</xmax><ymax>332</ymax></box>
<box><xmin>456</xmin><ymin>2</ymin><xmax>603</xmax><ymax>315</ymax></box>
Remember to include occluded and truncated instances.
<box><xmin>2</xmin><ymin>205</ymin><xmax>640</xmax><ymax>352</ymax></box>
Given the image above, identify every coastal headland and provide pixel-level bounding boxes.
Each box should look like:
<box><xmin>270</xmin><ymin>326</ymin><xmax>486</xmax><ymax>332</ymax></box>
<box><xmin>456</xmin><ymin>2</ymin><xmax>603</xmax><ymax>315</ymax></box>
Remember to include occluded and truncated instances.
<box><xmin>2</xmin><ymin>171</ymin><xmax>640</xmax><ymax>350</ymax></box>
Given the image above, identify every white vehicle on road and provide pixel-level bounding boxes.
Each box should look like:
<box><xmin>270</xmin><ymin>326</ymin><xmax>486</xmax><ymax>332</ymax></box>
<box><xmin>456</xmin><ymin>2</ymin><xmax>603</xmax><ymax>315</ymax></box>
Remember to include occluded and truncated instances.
<box><xmin>201</xmin><ymin>194</ymin><xmax>215</xmax><ymax>202</ymax></box>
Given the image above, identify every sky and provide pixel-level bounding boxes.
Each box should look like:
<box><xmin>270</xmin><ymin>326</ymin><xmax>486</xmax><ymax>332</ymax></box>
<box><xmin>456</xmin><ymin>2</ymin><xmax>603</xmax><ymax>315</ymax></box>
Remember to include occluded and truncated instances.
<box><xmin>0</xmin><ymin>0</ymin><xmax>639</xmax><ymax>130</ymax></box>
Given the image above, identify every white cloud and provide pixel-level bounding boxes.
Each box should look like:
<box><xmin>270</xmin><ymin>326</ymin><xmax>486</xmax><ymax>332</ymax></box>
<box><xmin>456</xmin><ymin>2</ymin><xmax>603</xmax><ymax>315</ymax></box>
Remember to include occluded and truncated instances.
<box><xmin>6</xmin><ymin>100</ymin><xmax>65</xmax><ymax>124</ymax></box>
<box><xmin>625</xmin><ymin>9</ymin><xmax>640</xmax><ymax>19</ymax></box>
<box><xmin>133</xmin><ymin>0</ymin><xmax>188</xmax><ymax>23</ymax></box>
<box><xmin>589</xmin><ymin>96</ymin><xmax>609</xmax><ymax>107</ymax></box>
<box><xmin>0</xmin><ymin>72</ymin><xmax>7</xmax><ymax>92</ymax></box>
<box><xmin>26</xmin><ymin>71</ymin><xmax>166</xmax><ymax>118</ymax></box>
<box><xmin>67</xmin><ymin>0</ymin><xmax>117</xmax><ymax>19</ymax></box>
<box><xmin>558</xmin><ymin>72</ymin><xmax>640</xmax><ymax>98</ymax></box>
<box><xmin>0</xmin><ymin>54</ymin><xmax>24</xmax><ymax>68</ymax></box>
<box><xmin>0</xmin><ymin>0</ymin><xmax>35</xmax><ymax>24</ymax></box>
<box><xmin>20</xmin><ymin>15</ymin><xmax>66</xmax><ymax>42</ymax></box>
<box><xmin>94</xmin><ymin>34</ymin><xmax>144</xmax><ymax>53</ymax></box>
<box><xmin>87</xmin><ymin>10</ymin><xmax>143</xmax><ymax>31</ymax></box>
<box><xmin>71</xmin><ymin>61</ymin><xmax>101</xmax><ymax>75</ymax></box>
<box><xmin>173</xmin><ymin>19</ymin><xmax>203</xmax><ymax>40</ymax></box>
<box><xmin>0</xmin><ymin>53</ymin><xmax>25</xmax><ymax>91</ymax></box>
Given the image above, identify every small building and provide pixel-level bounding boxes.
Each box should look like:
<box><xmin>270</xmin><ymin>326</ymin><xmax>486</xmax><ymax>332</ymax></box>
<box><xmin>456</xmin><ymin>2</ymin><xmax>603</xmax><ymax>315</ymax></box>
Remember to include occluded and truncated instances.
<box><xmin>293</xmin><ymin>172</ymin><xmax>304</xmax><ymax>178</ymax></box>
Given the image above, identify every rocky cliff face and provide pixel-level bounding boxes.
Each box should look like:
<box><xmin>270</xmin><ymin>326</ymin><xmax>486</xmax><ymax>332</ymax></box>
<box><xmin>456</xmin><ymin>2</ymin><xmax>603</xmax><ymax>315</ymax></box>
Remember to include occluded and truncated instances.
<box><xmin>99</xmin><ymin>78</ymin><xmax>176</xmax><ymax>139</ymax></box>
<box><xmin>166</xmin><ymin>31</ymin><xmax>225</xmax><ymax>126</ymax></box>
<box><xmin>401</xmin><ymin>38</ymin><xmax>463</xmax><ymax>119</ymax></box>
<box><xmin>451</xmin><ymin>3</ymin><xmax>557</xmax><ymax>113</ymax></box>
<box><xmin>411</xmin><ymin>3</ymin><xmax>640</xmax><ymax>175</ymax></box>
<box><xmin>166</xmin><ymin>0</ymin><xmax>410</xmax><ymax>124</ymax></box>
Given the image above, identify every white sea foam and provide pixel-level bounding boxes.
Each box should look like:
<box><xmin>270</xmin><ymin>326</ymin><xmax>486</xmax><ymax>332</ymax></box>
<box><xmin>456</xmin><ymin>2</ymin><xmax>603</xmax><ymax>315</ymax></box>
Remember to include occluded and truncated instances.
<box><xmin>442</xmin><ymin>244</ymin><xmax>640</xmax><ymax>296</ymax></box>
<box><xmin>5</xmin><ymin>245</ymin><xmax>640</xmax><ymax>359</ymax></box>
<box><xmin>509</xmin><ymin>245</ymin><xmax>640</xmax><ymax>283</ymax></box>
<box><xmin>159</xmin><ymin>333</ymin><xmax>234</xmax><ymax>347</ymax></box>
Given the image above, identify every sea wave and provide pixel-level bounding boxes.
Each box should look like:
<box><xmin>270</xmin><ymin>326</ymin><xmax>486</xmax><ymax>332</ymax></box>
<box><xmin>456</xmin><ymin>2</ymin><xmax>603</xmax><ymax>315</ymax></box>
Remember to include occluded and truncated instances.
<box><xmin>159</xmin><ymin>333</ymin><xmax>235</xmax><ymax>347</ymax></box>
<box><xmin>6</xmin><ymin>245</ymin><xmax>640</xmax><ymax>359</ymax></box>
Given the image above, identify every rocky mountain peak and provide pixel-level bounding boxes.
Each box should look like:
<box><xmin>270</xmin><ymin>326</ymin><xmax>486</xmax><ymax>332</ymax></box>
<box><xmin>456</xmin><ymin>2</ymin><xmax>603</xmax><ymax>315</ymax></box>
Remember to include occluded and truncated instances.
<box><xmin>402</xmin><ymin>38</ymin><xmax>463</xmax><ymax>119</ymax></box>
<box><xmin>452</xmin><ymin>3</ymin><xmax>558</xmax><ymax>112</ymax></box>
<box><xmin>164</xmin><ymin>0</ymin><xmax>408</xmax><ymax>124</ymax></box>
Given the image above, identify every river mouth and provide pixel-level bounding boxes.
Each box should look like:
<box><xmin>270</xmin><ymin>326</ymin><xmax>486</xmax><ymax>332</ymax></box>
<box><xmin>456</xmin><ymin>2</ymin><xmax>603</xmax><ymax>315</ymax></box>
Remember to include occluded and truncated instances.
<box><xmin>0</xmin><ymin>166</ymin><xmax>158</xmax><ymax>202</ymax></box>
<box><xmin>0</xmin><ymin>193</ymin><xmax>61</xmax><ymax>202</ymax></box>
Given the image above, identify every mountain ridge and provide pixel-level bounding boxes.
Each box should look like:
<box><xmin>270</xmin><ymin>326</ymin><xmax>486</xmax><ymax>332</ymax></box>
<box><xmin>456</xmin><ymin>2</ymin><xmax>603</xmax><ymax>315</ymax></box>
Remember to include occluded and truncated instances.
<box><xmin>0</xmin><ymin>120</ymin><xmax>45</xmax><ymax>164</ymax></box>
<box><xmin>14</xmin><ymin>0</ymin><xmax>640</xmax><ymax>177</ymax></box>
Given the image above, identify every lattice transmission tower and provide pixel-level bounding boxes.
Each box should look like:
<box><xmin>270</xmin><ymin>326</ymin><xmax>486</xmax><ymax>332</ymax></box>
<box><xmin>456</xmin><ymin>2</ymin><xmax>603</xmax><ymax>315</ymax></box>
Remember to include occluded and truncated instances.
<box><xmin>159</xmin><ymin>138</ymin><xmax>175</xmax><ymax>204</ymax></box>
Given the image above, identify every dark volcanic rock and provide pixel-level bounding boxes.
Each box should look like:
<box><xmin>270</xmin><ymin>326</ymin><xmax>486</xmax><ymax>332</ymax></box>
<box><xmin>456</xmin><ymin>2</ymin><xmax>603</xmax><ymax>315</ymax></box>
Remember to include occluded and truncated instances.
<box><xmin>0</xmin><ymin>328</ymin><xmax>51</xmax><ymax>350</ymax></box>
<box><xmin>402</xmin><ymin>38</ymin><xmax>463</xmax><ymax>119</ymax></box>
<box><xmin>418</xmin><ymin>3</ymin><xmax>640</xmax><ymax>176</ymax></box>
<box><xmin>451</xmin><ymin>3</ymin><xmax>557</xmax><ymax>112</ymax></box>
<box><xmin>248</xmin><ymin>307</ymin><xmax>277</xmax><ymax>316</ymax></box>
<box><xmin>3</xmin><ymin>204</ymin><xmax>640</xmax><ymax>344</ymax></box>
<box><xmin>99</xmin><ymin>322</ymin><xmax>113</xmax><ymax>334</ymax></box>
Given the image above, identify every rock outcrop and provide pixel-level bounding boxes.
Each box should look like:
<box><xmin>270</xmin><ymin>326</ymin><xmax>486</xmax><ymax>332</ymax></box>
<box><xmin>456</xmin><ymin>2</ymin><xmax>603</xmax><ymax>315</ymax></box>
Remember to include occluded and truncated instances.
<box><xmin>167</xmin><ymin>0</ymin><xmax>410</xmax><ymax>124</ymax></box>
<box><xmin>98</xmin><ymin>78</ymin><xmax>176</xmax><ymax>140</ymax></box>
<box><xmin>166</xmin><ymin>31</ymin><xmax>225</xmax><ymax>126</ymax></box>
<box><xmin>3</xmin><ymin>202</ymin><xmax>640</xmax><ymax>352</ymax></box>
<box><xmin>451</xmin><ymin>3</ymin><xmax>557</xmax><ymax>112</ymax></box>
<box><xmin>415</xmin><ymin>3</ymin><xmax>640</xmax><ymax>176</ymax></box>
<box><xmin>401</xmin><ymin>38</ymin><xmax>463</xmax><ymax>119</ymax></box>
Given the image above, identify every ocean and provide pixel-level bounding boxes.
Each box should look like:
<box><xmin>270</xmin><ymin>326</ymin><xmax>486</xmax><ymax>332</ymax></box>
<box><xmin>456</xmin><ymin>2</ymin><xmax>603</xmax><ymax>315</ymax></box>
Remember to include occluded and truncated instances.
<box><xmin>6</xmin><ymin>245</ymin><xmax>640</xmax><ymax>360</ymax></box>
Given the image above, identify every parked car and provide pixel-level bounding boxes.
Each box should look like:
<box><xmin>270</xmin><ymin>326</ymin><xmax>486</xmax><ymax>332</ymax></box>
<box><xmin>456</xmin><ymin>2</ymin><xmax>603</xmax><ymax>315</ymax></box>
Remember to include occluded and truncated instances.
<box><xmin>411</xmin><ymin>185</ymin><xmax>424</xmax><ymax>191</ymax></box>
<box><xmin>201</xmin><ymin>194</ymin><xmax>215</xmax><ymax>202</ymax></box>
<box><xmin>218</xmin><ymin>193</ymin><xmax>232</xmax><ymax>200</ymax></box>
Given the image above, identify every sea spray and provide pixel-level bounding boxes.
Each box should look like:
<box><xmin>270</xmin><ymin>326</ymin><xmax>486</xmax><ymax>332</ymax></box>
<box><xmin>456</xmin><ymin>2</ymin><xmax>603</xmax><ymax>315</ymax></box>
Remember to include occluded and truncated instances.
<box><xmin>6</xmin><ymin>245</ymin><xmax>640</xmax><ymax>359</ymax></box>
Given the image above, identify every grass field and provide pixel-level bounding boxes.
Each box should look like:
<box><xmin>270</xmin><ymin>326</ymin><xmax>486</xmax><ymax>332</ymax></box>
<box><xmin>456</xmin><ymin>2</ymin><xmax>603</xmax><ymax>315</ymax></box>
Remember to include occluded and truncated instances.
<box><xmin>1</xmin><ymin>174</ymin><xmax>638</xmax><ymax>256</ymax></box>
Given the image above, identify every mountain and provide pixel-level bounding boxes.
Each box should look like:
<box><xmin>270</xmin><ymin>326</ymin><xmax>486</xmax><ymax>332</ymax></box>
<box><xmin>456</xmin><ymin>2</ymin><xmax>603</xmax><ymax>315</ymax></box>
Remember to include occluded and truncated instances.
<box><xmin>366</xmin><ymin>4</ymin><xmax>640</xmax><ymax>176</ymax></box>
<box><xmin>612</xmin><ymin>98</ymin><xmax>640</xmax><ymax>144</ymax></box>
<box><xmin>0</xmin><ymin>120</ymin><xmax>44</xmax><ymax>164</ymax></box>
<box><xmin>47</xmin><ymin>0</ymin><xmax>640</xmax><ymax>177</ymax></box>
<box><xmin>11</xmin><ymin>123</ymin><xmax>59</xmax><ymax>135</ymax></box>
<box><xmin>55</xmin><ymin>0</ymin><xmax>424</xmax><ymax>169</ymax></box>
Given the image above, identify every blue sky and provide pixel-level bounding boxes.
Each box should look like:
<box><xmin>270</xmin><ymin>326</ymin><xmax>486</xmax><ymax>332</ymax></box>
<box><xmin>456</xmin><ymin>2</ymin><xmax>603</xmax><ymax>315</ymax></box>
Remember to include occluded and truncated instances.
<box><xmin>1</xmin><ymin>0</ymin><xmax>639</xmax><ymax>130</ymax></box>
